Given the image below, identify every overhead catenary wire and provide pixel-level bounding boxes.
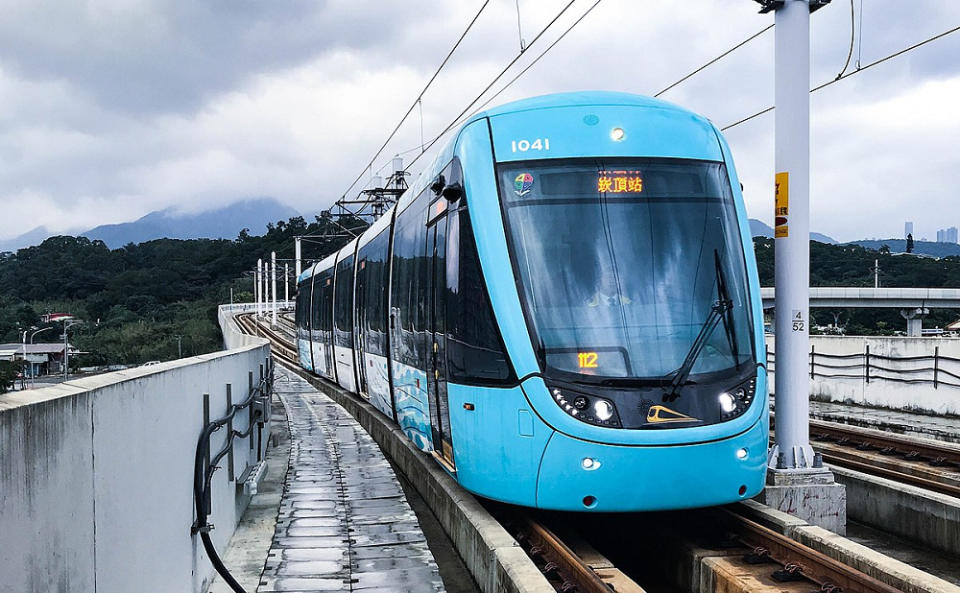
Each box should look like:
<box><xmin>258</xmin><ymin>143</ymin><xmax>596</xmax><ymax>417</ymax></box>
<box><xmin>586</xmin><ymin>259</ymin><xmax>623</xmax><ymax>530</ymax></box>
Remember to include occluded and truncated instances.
<box><xmin>655</xmin><ymin>24</ymin><xmax>775</xmax><ymax>97</ymax></box>
<box><xmin>339</xmin><ymin>0</ymin><xmax>490</xmax><ymax>201</ymax></box>
<box><xmin>721</xmin><ymin>23</ymin><xmax>960</xmax><ymax>131</ymax></box>
<box><xmin>403</xmin><ymin>0</ymin><xmax>591</xmax><ymax>174</ymax></box>
<box><xmin>835</xmin><ymin>0</ymin><xmax>856</xmax><ymax>79</ymax></box>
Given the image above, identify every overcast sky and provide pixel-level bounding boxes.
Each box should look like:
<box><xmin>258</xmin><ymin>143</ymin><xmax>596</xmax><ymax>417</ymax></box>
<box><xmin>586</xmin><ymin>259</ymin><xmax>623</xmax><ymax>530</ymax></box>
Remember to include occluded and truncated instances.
<box><xmin>1</xmin><ymin>0</ymin><xmax>958</xmax><ymax>243</ymax></box>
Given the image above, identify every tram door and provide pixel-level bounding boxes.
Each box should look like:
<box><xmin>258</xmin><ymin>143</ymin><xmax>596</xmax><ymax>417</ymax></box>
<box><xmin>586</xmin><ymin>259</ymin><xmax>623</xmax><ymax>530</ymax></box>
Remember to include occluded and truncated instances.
<box><xmin>426</xmin><ymin>202</ymin><xmax>455</xmax><ymax>469</ymax></box>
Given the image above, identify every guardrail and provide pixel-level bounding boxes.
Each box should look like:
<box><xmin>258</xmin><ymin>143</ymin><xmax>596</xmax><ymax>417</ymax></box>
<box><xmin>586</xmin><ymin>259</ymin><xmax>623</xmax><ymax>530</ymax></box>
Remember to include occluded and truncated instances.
<box><xmin>192</xmin><ymin>359</ymin><xmax>274</xmax><ymax>593</ymax></box>
<box><xmin>768</xmin><ymin>346</ymin><xmax>960</xmax><ymax>389</ymax></box>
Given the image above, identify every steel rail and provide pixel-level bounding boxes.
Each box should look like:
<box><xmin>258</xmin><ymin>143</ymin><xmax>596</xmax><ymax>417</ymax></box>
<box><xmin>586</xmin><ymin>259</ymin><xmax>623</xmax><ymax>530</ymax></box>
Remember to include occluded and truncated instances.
<box><xmin>817</xmin><ymin>449</ymin><xmax>960</xmax><ymax>499</ymax></box>
<box><xmin>719</xmin><ymin>508</ymin><xmax>904</xmax><ymax>593</ymax></box>
<box><xmin>808</xmin><ymin>418</ymin><xmax>960</xmax><ymax>468</ymax></box>
<box><xmin>508</xmin><ymin>514</ymin><xmax>645</xmax><ymax>593</ymax></box>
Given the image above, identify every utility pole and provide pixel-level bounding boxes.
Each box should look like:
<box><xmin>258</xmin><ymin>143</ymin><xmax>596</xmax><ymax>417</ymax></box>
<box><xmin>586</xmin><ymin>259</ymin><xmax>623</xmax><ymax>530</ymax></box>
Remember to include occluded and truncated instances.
<box><xmin>295</xmin><ymin>237</ymin><xmax>302</xmax><ymax>280</ymax></box>
<box><xmin>284</xmin><ymin>263</ymin><xmax>289</xmax><ymax>304</ymax></box>
<box><xmin>271</xmin><ymin>251</ymin><xmax>278</xmax><ymax>328</ymax></box>
<box><xmin>174</xmin><ymin>335</ymin><xmax>183</xmax><ymax>358</ymax></box>
<box><xmin>757</xmin><ymin>0</ymin><xmax>845</xmax><ymax>533</ymax></box>
<box><xmin>874</xmin><ymin>259</ymin><xmax>879</xmax><ymax>288</ymax></box>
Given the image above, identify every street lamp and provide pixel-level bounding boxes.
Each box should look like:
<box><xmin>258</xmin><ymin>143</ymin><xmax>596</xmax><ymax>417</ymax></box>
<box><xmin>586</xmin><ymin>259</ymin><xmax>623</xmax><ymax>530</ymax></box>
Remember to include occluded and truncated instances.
<box><xmin>28</xmin><ymin>327</ymin><xmax>52</xmax><ymax>388</ymax></box>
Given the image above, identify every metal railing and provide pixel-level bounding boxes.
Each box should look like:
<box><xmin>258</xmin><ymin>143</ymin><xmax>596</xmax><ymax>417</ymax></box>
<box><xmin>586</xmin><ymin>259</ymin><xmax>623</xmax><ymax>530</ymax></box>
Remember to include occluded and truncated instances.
<box><xmin>767</xmin><ymin>346</ymin><xmax>960</xmax><ymax>389</ymax></box>
<box><xmin>191</xmin><ymin>358</ymin><xmax>274</xmax><ymax>593</ymax></box>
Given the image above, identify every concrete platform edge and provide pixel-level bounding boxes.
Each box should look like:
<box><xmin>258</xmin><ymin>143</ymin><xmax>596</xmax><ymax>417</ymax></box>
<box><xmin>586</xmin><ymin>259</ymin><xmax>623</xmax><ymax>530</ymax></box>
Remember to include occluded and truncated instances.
<box><xmin>294</xmin><ymin>369</ymin><xmax>553</xmax><ymax>593</ymax></box>
<box><xmin>736</xmin><ymin>500</ymin><xmax>960</xmax><ymax>593</ymax></box>
<box><xmin>829</xmin><ymin>464</ymin><xmax>960</xmax><ymax>557</ymax></box>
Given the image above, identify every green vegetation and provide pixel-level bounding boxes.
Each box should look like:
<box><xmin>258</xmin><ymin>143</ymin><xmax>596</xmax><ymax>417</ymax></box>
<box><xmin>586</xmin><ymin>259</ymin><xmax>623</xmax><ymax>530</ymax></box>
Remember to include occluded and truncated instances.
<box><xmin>0</xmin><ymin>215</ymin><xmax>364</xmax><ymax>366</ymax></box>
<box><xmin>753</xmin><ymin>238</ymin><xmax>960</xmax><ymax>334</ymax></box>
<box><xmin>1</xmin><ymin>225</ymin><xmax>958</xmax><ymax>372</ymax></box>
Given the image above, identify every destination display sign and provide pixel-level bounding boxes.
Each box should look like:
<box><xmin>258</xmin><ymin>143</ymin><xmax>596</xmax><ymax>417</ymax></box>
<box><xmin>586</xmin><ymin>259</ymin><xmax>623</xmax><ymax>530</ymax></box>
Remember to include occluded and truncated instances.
<box><xmin>597</xmin><ymin>170</ymin><xmax>643</xmax><ymax>193</ymax></box>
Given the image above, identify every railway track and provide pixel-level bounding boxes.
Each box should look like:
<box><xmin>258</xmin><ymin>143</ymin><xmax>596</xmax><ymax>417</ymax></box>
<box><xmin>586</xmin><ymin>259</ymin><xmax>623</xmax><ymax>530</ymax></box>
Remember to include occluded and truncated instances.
<box><xmin>234</xmin><ymin>313</ymin><xmax>299</xmax><ymax>368</ymax></box>
<box><xmin>772</xmin><ymin>414</ymin><xmax>960</xmax><ymax>499</ymax></box>
<box><xmin>236</xmin><ymin>312</ymin><xmax>912</xmax><ymax>593</ymax></box>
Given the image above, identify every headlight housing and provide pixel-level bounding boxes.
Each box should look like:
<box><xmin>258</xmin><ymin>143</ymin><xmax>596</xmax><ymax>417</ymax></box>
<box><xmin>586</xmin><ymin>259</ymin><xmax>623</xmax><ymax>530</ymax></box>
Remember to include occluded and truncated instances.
<box><xmin>551</xmin><ymin>386</ymin><xmax>622</xmax><ymax>428</ymax></box>
<box><xmin>717</xmin><ymin>375</ymin><xmax>757</xmax><ymax>421</ymax></box>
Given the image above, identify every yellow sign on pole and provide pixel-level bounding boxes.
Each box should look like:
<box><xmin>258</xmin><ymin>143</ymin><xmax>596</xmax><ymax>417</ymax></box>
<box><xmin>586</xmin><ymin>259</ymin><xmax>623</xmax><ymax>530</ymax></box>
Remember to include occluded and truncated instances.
<box><xmin>775</xmin><ymin>171</ymin><xmax>789</xmax><ymax>238</ymax></box>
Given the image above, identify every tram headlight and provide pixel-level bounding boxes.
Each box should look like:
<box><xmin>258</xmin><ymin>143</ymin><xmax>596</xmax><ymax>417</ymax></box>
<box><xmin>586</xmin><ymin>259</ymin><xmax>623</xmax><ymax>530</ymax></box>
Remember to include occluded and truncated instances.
<box><xmin>548</xmin><ymin>385</ymin><xmax>621</xmax><ymax>428</ymax></box>
<box><xmin>718</xmin><ymin>392</ymin><xmax>737</xmax><ymax>414</ymax></box>
<box><xmin>718</xmin><ymin>374</ymin><xmax>758</xmax><ymax>420</ymax></box>
<box><xmin>610</xmin><ymin>127</ymin><xmax>625</xmax><ymax>141</ymax></box>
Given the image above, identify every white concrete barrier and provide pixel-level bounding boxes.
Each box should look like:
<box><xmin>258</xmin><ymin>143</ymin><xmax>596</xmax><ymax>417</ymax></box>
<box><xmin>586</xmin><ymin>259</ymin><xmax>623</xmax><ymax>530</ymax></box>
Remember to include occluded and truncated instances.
<box><xmin>765</xmin><ymin>335</ymin><xmax>960</xmax><ymax>415</ymax></box>
<box><xmin>0</xmin><ymin>341</ymin><xmax>272</xmax><ymax>593</ymax></box>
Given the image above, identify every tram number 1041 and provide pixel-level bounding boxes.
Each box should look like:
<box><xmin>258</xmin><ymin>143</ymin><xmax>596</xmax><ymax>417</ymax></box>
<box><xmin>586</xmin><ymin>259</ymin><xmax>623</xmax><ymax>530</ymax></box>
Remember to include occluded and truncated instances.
<box><xmin>511</xmin><ymin>138</ymin><xmax>550</xmax><ymax>153</ymax></box>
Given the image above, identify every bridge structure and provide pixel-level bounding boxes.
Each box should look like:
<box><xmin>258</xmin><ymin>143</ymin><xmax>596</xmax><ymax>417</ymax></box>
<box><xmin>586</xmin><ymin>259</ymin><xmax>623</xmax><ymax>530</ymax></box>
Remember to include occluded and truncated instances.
<box><xmin>760</xmin><ymin>287</ymin><xmax>960</xmax><ymax>336</ymax></box>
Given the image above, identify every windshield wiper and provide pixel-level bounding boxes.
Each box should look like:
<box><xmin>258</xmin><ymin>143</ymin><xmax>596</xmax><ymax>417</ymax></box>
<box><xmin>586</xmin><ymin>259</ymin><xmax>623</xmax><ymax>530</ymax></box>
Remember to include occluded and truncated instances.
<box><xmin>714</xmin><ymin>249</ymin><xmax>741</xmax><ymax>367</ymax></box>
<box><xmin>664</xmin><ymin>296</ymin><xmax>732</xmax><ymax>402</ymax></box>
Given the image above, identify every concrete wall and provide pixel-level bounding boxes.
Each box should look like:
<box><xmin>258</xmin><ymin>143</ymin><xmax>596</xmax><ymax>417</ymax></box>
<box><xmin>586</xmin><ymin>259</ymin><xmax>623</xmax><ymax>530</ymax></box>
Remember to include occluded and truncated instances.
<box><xmin>218</xmin><ymin>303</ymin><xmax>291</xmax><ymax>350</ymax></box>
<box><xmin>765</xmin><ymin>335</ymin><xmax>960</xmax><ymax>415</ymax></box>
<box><xmin>0</xmin><ymin>342</ymin><xmax>271</xmax><ymax>593</ymax></box>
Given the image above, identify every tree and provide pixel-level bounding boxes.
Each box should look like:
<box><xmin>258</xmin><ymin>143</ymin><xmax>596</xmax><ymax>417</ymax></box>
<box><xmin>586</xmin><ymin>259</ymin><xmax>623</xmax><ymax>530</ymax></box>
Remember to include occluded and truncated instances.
<box><xmin>906</xmin><ymin>233</ymin><xmax>915</xmax><ymax>254</ymax></box>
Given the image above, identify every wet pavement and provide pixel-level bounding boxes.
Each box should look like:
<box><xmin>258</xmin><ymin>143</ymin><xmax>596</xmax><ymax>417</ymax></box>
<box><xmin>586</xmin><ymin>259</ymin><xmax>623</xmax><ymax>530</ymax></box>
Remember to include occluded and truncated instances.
<box><xmin>260</xmin><ymin>368</ymin><xmax>445</xmax><ymax>592</ymax></box>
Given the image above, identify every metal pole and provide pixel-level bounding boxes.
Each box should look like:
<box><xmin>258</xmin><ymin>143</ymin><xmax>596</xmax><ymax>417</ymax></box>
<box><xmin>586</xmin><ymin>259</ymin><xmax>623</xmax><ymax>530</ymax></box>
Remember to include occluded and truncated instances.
<box><xmin>271</xmin><ymin>251</ymin><xmax>278</xmax><ymax>328</ymax></box>
<box><xmin>295</xmin><ymin>237</ymin><xmax>302</xmax><ymax>280</ymax></box>
<box><xmin>284</xmin><ymin>263</ymin><xmax>289</xmax><ymax>304</ymax></box>
<box><xmin>256</xmin><ymin>259</ymin><xmax>263</xmax><ymax>318</ymax></box>
<box><xmin>63</xmin><ymin>324</ymin><xmax>69</xmax><ymax>380</ymax></box>
<box><xmin>874</xmin><ymin>259</ymin><xmax>879</xmax><ymax>288</ymax></box>
<box><xmin>771</xmin><ymin>0</ymin><xmax>815</xmax><ymax>470</ymax></box>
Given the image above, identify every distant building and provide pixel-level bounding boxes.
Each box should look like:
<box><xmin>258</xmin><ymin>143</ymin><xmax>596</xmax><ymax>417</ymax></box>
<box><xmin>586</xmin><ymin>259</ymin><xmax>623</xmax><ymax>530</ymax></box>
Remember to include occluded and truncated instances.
<box><xmin>937</xmin><ymin>229</ymin><xmax>946</xmax><ymax>243</ymax></box>
<box><xmin>905</xmin><ymin>221</ymin><xmax>913</xmax><ymax>238</ymax></box>
<box><xmin>0</xmin><ymin>343</ymin><xmax>74</xmax><ymax>377</ymax></box>
<box><xmin>949</xmin><ymin>227</ymin><xmax>959</xmax><ymax>244</ymax></box>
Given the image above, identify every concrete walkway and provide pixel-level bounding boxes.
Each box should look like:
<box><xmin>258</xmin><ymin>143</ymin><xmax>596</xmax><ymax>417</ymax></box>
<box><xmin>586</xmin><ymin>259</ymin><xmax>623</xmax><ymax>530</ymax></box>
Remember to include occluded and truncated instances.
<box><xmin>808</xmin><ymin>399</ymin><xmax>960</xmax><ymax>443</ymax></box>
<box><xmin>259</xmin><ymin>368</ymin><xmax>445</xmax><ymax>593</ymax></box>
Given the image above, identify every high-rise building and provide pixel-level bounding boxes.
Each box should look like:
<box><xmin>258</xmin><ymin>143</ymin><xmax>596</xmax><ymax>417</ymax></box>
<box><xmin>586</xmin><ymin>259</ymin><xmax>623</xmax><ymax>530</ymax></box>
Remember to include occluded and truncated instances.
<box><xmin>937</xmin><ymin>229</ymin><xmax>946</xmax><ymax>243</ymax></box>
<box><xmin>949</xmin><ymin>227</ymin><xmax>959</xmax><ymax>244</ymax></box>
<box><xmin>905</xmin><ymin>221</ymin><xmax>914</xmax><ymax>238</ymax></box>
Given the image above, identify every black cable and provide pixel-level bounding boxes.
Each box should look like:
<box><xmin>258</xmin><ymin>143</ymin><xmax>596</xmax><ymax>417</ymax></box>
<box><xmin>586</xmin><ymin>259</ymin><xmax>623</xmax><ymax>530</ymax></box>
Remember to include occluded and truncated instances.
<box><xmin>834</xmin><ymin>0</ymin><xmax>856</xmax><ymax>80</ymax></box>
<box><xmin>655</xmin><ymin>24</ymin><xmax>775</xmax><ymax>97</ymax></box>
<box><xmin>339</xmin><ymin>1</ymin><xmax>490</xmax><ymax>200</ymax></box>
<box><xmin>722</xmin><ymin>23</ymin><xmax>960</xmax><ymax>131</ymax></box>
<box><xmin>403</xmin><ymin>0</ymin><xmax>578</xmax><ymax>173</ymax></box>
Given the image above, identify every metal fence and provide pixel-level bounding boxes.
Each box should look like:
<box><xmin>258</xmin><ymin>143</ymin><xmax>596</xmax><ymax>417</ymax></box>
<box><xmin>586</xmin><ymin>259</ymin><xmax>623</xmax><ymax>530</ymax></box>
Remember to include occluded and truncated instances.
<box><xmin>767</xmin><ymin>346</ymin><xmax>960</xmax><ymax>389</ymax></box>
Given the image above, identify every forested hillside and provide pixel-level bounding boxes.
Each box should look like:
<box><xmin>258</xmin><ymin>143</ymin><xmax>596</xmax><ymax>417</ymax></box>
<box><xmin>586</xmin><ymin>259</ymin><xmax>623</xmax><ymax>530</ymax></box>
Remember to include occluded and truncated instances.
<box><xmin>0</xmin><ymin>215</ymin><xmax>364</xmax><ymax>365</ymax></box>
<box><xmin>1</xmin><ymin>225</ymin><xmax>958</xmax><ymax>368</ymax></box>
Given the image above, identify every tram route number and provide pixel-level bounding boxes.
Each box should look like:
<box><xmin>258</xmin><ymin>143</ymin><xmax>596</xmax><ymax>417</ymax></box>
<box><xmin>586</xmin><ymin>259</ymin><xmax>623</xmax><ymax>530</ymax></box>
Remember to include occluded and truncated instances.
<box><xmin>792</xmin><ymin>309</ymin><xmax>805</xmax><ymax>332</ymax></box>
<box><xmin>578</xmin><ymin>352</ymin><xmax>599</xmax><ymax>369</ymax></box>
<box><xmin>511</xmin><ymin>138</ymin><xmax>550</xmax><ymax>153</ymax></box>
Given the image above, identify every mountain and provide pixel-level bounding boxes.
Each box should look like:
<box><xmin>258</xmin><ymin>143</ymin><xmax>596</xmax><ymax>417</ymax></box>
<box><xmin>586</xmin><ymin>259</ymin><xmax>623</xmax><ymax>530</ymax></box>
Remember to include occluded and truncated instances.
<box><xmin>748</xmin><ymin>219</ymin><xmax>837</xmax><ymax>244</ymax></box>
<box><xmin>0</xmin><ymin>226</ymin><xmax>54</xmax><ymax>253</ymax></box>
<box><xmin>82</xmin><ymin>198</ymin><xmax>299</xmax><ymax>248</ymax></box>
<box><xmin>850</xmin><ymin>239</ymin><xmax>960</xmax><ymax>258</ymax></box>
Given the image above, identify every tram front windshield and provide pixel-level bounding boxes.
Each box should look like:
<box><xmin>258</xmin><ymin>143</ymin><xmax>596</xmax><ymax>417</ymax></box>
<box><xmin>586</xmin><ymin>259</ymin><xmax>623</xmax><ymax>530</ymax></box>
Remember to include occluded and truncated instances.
<box><xmin>497</xmin><ymin>158</ymin><xmax>754</xmax><ymax>385</ymax></box>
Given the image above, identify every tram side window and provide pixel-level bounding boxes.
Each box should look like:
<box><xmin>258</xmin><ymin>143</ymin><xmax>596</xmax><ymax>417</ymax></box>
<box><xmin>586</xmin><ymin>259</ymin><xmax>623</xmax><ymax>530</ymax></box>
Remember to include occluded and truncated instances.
<box><xmin>310</xmin><ymin>274</ymin><xmax>322</xmax><ymax>332</ymax></box>
<box><xmin>359</xmin><ymin>229</ymin><xmax>391</xmax><ymax>358</ymax></box>
<box><xmin>334</xmin><ymin>254</ymin><xmax>355</xmax><ymax>348</ymax></box>
<box><xmin>445</xmin><ymin>180</ymin><xmax>515</xmax><ymax>384</ymax></box>
<box><xmin>318</xmin><ymin>269</ymin><xmax>334</xmax><ymax>344</ymax></box>
<box><xmin>390</xmin><ymin>190</ymin><xmax>431</xmax><ymax>371</ymax></box>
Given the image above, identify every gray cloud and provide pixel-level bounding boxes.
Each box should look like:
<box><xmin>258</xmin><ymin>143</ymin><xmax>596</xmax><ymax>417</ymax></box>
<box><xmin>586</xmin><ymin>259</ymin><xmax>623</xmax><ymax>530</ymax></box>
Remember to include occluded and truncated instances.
<box><xmin>0</xmin><ymin>0</ymin><xmax>958</xmax><ymax>243</ymax></box>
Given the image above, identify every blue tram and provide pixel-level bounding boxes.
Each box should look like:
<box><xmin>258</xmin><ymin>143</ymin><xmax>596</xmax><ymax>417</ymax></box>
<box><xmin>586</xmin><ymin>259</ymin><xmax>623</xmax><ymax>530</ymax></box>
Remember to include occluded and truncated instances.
<box><xmin>295</xmin><ymin>91</ymin><xmax>768</xmax><ymax>511</ymax></box>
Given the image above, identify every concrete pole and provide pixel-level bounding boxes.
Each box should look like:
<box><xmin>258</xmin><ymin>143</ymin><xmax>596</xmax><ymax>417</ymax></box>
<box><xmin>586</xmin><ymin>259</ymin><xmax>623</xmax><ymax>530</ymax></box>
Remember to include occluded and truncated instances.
<box><xmin>295</xmin><ymin>237</ymin><xmax>302</xmax><ymax>280</ymax></box>
<box><xmin>284</xmin><ymin>263</ymin><xmax>289</xmax><ymax>304</ymax></box>
<box><xmin>874</xmin><ymin>259</ymin><xmax>879</xmax><ymax>288</ymax></box>
<box><xmin>256</xmin><ymin>259</ymin><xmax>263</xmax><ymax>318</ymax></box>
<box><xmin>772</xmin><ymin>0</ymin><xmax>815</xmax><ymax>470</ymax></box>
<box><xmin>252</xmin><ymin>271</ymin><xmax>257</xmax><ymax>314</ymax></box>
<box><xmin>271</xmin><ymin>251</ymin><xmax>278</xmax><ymax>328</ymax></box>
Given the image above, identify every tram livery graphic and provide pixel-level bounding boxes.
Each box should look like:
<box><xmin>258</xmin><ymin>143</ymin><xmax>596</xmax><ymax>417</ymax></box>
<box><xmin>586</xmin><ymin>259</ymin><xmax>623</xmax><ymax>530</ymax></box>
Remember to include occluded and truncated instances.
<box><xmin>296</xmin><ymin>91</ymin><xmax>768</xmax><ymax>511</ymax></box>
